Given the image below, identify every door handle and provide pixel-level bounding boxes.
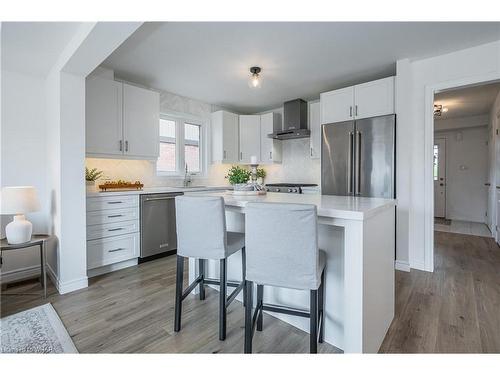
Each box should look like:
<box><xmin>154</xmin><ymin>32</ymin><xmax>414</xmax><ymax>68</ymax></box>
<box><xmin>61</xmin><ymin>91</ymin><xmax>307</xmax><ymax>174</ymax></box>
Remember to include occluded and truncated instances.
<box><xmin>348</xmin><ymin>131</ymin><xmax>354</xmax><ymax>194</ymax></box>
<box><xmin>144</xmin><ymin>197</ymin><xmax>176</xmax><ymax>202</ymax></box>
<box><xmin>485</xmin><ymin>183</ymin><xmax>491</xmax><ymax>186</ymax></box>
<box><xmin>108</xmin><ymin>247</ymin><xmax>125</xmax><ymax>253</ymax></box>
<box><xmin>355</xmin><ymin>130</ymin><xmax>362</xmax><ymax>195</ymax></box>
<box><xmin>125</xmin><ymin>140</ymin><xmax>129</xmax><ymax>152</ymax></box>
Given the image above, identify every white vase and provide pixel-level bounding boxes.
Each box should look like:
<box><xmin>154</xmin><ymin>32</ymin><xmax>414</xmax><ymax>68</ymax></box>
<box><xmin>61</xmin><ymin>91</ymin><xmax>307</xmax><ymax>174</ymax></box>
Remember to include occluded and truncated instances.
<box><xmin>6</xmin><ymin>214</ymin><xmax>33</xmax><ymax>244</ymax></box>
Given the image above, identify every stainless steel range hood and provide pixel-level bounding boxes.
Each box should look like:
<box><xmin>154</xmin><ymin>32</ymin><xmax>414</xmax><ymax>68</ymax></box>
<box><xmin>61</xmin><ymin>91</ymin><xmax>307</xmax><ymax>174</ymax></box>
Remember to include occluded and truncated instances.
<box><xmin>268</xmin><ymin>99</ymin><xmax>310</xmax><ymax>140</ymax></box>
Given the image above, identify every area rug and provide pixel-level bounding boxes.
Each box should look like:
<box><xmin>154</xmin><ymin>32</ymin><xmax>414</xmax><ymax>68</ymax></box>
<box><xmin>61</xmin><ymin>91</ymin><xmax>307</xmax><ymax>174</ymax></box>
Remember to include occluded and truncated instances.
<box><xmin>0</xmin><ymin>303</ymin><xmax>78</xmax><ymax>353</ymax></box>
<box><xmin>435</xmin><ymin>217</ymin><xmax>451</xmax><ymax>225</ymax></box>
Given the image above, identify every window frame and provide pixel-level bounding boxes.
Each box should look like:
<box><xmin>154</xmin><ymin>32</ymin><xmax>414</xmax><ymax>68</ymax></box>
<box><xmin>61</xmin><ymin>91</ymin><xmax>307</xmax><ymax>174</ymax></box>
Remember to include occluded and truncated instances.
<box><xmin>156</xmin><ymin>112</ymin><xmax>207</xmax><ymax>177</ymax></box>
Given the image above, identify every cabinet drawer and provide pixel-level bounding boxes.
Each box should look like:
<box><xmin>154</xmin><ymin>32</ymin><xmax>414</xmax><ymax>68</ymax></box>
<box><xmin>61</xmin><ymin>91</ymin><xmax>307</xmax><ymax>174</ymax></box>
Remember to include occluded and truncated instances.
<box><xmin>87</xmin><ymin>232</ymin><xmax>139</xmax><ymax>270</ymax></box>
<box><xmin>86</xmin><ymin>207</ymin><xmax>139</xmax><ymax>226</ymax></box>
<box><xmin>87</xmin><ymin>195</ymin><xmax>139</xmax><ymax>212</ymax></box>
<box><xmin>86</xmin><ymin>219</ymin><xmax>139</xmax><ymax>241</ymax></box>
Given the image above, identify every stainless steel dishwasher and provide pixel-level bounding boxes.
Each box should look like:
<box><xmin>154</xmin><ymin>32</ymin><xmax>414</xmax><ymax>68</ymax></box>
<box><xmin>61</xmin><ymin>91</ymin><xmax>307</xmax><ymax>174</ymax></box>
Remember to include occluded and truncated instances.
<box><xmin>140</xmin><ymin>192</ymin><xmax>184</xmax><ymax>260</ymax></box>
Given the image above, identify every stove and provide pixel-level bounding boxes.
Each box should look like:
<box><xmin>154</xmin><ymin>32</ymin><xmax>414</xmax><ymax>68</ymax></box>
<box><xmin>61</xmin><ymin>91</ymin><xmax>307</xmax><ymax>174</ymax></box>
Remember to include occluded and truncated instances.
<box><xmin>264</xmin><ymin>183</ymin><xmax>318</xmax><ymax>194</ymax></box>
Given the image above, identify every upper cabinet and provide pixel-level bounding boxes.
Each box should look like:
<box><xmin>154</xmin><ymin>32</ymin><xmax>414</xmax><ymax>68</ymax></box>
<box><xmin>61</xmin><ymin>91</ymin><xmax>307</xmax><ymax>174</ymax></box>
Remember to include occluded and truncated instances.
<box><xmin>86</xmin><ymin>76</ymin><xmax>160</xmax><ymax>159</ymax></box>
<box><xmin>260</xmin><ymin>112</ymin><xmax>282</xmax><ymax>164</ymax></box>
<box><xmin>86</xmin><ymin>75</ymin><xmax>123</xmax><ymax>156</ymax></box>
<box><xmin>239</xmin><ymin>115</ymin><xmax>261</xmax><ymax>164</ymax></box>
<box><xmin>309</xmin><ymin>101</ymin><xmax>321</xmax><ymax>159</ymax></box>
<box><xmin>211</xmin><ymin>110</ymin><xmax>239</xmax><ymax>163</ymax></box>
<box><xmin>320</xmin><ymin>77</ymin><xmax>395</xmax><ymax>124</ymax></box>
<box><xmin>122</xmin><ymin>83</ymin><xmax>160</xmax><ymax>159</ymax></box>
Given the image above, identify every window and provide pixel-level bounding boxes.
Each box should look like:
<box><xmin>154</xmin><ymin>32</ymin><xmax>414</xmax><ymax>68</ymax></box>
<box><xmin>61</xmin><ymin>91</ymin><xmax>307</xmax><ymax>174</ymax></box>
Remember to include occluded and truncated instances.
<box><xmin>433</xmin><ymin>144</ymin><xmax>439</xmax><ymax>181</ymax></box>
<box><xmin>157</xmin><ymin>115</ymin><xmax>204</xmax><ymax>175</ymax></box>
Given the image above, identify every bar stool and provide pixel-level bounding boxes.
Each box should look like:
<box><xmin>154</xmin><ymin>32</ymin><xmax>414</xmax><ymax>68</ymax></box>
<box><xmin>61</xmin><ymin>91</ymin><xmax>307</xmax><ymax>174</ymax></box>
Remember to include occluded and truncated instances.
<box><xmin>174</xmin><ymin>195</ymin><xmax>246</xmax><ymax>341</ymax></box>
<box><xmin>244</xmin><ymin>202</ymin><xmax>326</xmax><ymax>353</ymax></box>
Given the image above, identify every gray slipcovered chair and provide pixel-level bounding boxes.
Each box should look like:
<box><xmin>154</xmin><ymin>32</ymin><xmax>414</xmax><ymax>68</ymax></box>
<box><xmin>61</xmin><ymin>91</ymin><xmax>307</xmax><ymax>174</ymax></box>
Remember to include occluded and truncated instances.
<box><xmin>174</xmin><ymin>195</ymin><xmax>245</xmax><ymax>341</ymax></box>
<box><xmin>244</xmin><ymin>202</ymin><xmax>326</xmax><ymax>353</ymax></box>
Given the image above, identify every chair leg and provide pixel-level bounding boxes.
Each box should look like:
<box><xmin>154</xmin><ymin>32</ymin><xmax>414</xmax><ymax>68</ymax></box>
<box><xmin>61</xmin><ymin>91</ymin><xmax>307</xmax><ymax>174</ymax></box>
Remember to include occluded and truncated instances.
<box><xmin>318</xmin><ymin>270</ymin><xmax>325</xmax><ymax>343</ymax></box>
<box><xmin>219</xmin><ymin>258</ymin><xmax>227</xmax><ymax>341</ymax></box>
<box><xmin>256</xmin><ymin>284</ymin><xmax>264</xmax><ymax>331</ymax></box>
<box><xmin>241</xmin><ymin>247</ymin><xmax>246</xmax><ymax>307</ymax></box>
<box><xmin>199</xmin><ymin>259</ymin><xmax>205</xmax><ymax>300</ymax></box>
<box><xmin>310</xmin><ymin>289</ymin><xmax>318</xmax><ymax>354</ymax></box>
<box><xmin>174</xmin><ymin>255</ymin><xmax>184</xmax><ymax>332</ymax></box>
<box><xmin>244</xmin><ymin>280</ymin><xmax>253</xmax><ymax>353</ymax></box>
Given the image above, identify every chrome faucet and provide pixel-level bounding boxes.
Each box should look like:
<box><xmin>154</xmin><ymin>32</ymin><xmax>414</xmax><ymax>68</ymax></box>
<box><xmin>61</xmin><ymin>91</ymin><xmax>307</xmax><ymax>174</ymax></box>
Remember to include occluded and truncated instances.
<box><xmin>183</xmin><ymin>164</ymin><xmax>192</xmax><ymax>187</ymax></box>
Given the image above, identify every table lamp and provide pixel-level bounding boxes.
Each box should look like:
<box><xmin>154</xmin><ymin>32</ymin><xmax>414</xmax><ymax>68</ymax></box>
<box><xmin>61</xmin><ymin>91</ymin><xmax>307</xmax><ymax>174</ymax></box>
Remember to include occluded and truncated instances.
<box><xmin>1</xmin><ymin>186</ymin><xmax>40</xmax><ymax>244</ymax></box>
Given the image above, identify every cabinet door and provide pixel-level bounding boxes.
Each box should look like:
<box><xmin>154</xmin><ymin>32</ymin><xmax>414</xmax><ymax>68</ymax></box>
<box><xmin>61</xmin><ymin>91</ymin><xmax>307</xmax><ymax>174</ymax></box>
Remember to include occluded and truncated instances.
<box><xmin>123</xmin><ymin>83</ymin><xmax>160</xmax><ymax>159</ymax></box>
<box><xmin>320</xmin><ymin>86</ymin><xmax>354</xmax><ymax>124</ymax></box>
<box><xmin>239</xmin><ymin>115</ymin><xmax>261</xmax><ymax>163</ymax></box>
<box><xmin>354</xmin><ymin>77</ymin><xmax>394</xmax><ymax>119</ymax></box>
<box><xmin>211</xmin><ymin>111</ymin><xmax>239</xmax><ymax>163</ymax></box>
<box><xmin>309</xmin><ymin>101</ymin><xmax>321</xmax><ymax>159</ymax></box>
<box><xmin>86</xmin><ymin>76</ymin><xmax>123</xmax><ymax>156</ymax></box>
<box><xmin>260</xmin><ymin>112</ymin><xmax>282</xmax><ymax>164</ymax></box>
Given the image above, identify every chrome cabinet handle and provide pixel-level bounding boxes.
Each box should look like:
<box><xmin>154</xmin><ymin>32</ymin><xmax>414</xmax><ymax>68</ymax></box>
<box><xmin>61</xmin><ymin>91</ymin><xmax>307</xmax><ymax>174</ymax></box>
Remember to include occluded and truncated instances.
<box><xmin>119</xmin><ymin>140</ymin><xmax>123</xmax><ymax>151</ymax></box>
<box><xmin>107</xmin><ymin>201</ymin><xmax>123</xmax><ymax>204</ymax></box>
<box><xmin>144</xmin><ymin>197</ymin><xmax>176</xmax><ymax>202</ymax></box>
<box><xmin>108</xmin><ymin>247</ymin><xmax>125</xmax><ymax>253</ymax></box>
<box><xmin>355</xmin><ymin>105</ymin><xmax>358</xmax><ymax>117</ymax></box>
<box><xmin>269</xmin><ymin>151</ymin><xmax>272</xmax><ymax>159</ymax></box>
<box><xmin>107</xmin><ymin>214</ymin><xmax>123</xmax><ymax>218</ymax></box>
<box><xmin>240</xmin><ymin>152</ymin><xmax>243</xmax><ymax>160</ymax></box>
<box><xmin>108</xmin><ymin>228</ymin><xmax>124</xmax><ymax>232</ymax></box>
<box><xmin>349</xmin><ymin>106</ymin><xmax>353</xmax><ymax>117</ymax></box>
<box><xmin>125</xmin><ymin>140</ymin><xmax>129</xmax><ymax>152</ymax></box>
<box><xmin>310</xmin><ymin>147</ymin><xmax>313</xmax><ymax>157</ymax></box>
<box><xmin>223</xmin><ymin>150</ymin><xmax>226</xmax><ymax>159</ymax></box>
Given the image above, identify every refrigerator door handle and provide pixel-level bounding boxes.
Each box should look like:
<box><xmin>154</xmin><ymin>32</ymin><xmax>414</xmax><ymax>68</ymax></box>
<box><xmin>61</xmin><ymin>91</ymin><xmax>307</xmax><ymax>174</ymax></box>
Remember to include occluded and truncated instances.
<box><xmin>348</xmin><ymin>131</ymin><xmax>354</xmax><ymax>194</ymax></box>
<box><xmin>355</xmin><ymin>130</ymin><xmax>362</xmax><ymax>195</ymax></box>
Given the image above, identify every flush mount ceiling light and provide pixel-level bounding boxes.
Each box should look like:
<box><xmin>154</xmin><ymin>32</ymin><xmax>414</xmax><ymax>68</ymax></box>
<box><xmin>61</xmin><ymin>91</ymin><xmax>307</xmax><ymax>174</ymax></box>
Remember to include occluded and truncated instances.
<box><xmin>248</xmin><ymin>66</ymin><xmax>262</xmax><ymax>88</ymax></box>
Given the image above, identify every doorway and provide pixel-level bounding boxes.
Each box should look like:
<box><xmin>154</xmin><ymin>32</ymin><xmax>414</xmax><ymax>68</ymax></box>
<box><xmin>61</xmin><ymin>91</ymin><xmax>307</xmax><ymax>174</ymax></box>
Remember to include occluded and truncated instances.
<box><xmin>431</xmin><ymin>81</ymin><xmax>500</xmax><ymax>239</ymax></box>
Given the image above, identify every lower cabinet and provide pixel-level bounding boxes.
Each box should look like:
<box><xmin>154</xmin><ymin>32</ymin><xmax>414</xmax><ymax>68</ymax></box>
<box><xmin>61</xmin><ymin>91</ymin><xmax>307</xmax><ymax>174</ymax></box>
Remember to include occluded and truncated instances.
<box><xmin>87</xmin><ymin>232</ymin><xmax>139</xmax><ymax>270</ymax></box>
<box><xmin>86</xmin><ymin>194</ymin><xmax>140</xmax><ymax>271</ymax></box>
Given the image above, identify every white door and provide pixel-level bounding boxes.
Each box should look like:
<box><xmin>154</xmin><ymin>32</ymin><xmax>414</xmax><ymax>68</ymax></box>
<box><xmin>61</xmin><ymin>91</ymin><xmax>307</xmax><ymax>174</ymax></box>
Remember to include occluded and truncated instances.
<box><xmin>85</xmin><ymin>76</ymin><xmax>123</xmax><ymax>156</ymax></box>
<box><xmin>123</xmin><ymin>83</ymin><xmax>160</xmax><ymax>159</ymax></box>
<box><xmin>353</xmin><ymin>77</ymin><xmax>395</xmax><ymax>120</ymax></box>
<box><xmin>320</xmin><ymin>86</ymin><xmax>354</xmax><ymax>124</ymax></box>
<box><xmin>239</xmin><ymin>115</ymin><xmax>261</xmax><ymax>163</ymax></box>
<box><xmin>434</xmin><ymin>138</ymin><xmax>447</xmax><ymax>218</ymax></box>
<box><xmin>309</xmin><ymin>101</ymin><xmax>321</xmax><ymax>159</ymax></box>
<box><xmin>260</xmin><ymin>112</ymin><xmax>282</xmax><ymax>164</ymax></box>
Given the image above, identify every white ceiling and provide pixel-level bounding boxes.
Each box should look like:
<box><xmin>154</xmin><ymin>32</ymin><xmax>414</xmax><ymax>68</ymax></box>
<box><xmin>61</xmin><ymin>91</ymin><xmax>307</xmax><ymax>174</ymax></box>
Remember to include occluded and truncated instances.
<box><xmin>435</xmin><ymin>82</ymin><xmax>500</xmax><ymax>120</ymax></box>
<box><xmin>1</xmin><ymin>22</ymin><xmax>81</xmax><ymax>76</ymax></box>
<box><xmin>103</xmin><ymin>22</ymin><xmax>500</xmax><ymax>113</ymax></box>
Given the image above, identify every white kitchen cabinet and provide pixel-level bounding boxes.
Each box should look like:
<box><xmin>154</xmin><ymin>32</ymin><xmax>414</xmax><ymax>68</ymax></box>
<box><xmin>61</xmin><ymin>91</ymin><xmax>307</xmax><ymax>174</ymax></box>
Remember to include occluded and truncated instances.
<box><xmin>320</xmin><ymin>86</ymin><xmax>355</xmax><ymax>124</ymax></box>
<box><xmin>122</xmin><ymin>83</ymin><xmax>160</xmax><ymax>159</ymax></box>
<box><xmin>309</xmin><ymin>101</ymin><xmax>321</xmax><ymax>159</ymax></box>
<box><xmin>211</xmin><ymin>110</ymin><xmax>239</xmax><ymax>163</ymax></box>
<box><xmin>239</xmin><ymin>115</ymin><xmax>261</xmax><ymax>163</ymax></box>
<box><xmin>260</xmin><ymin>112</ymin><xmax>282</xmax><ymax>164</ymax></box>
<box><xmin>354</xmin><ymin>77</ymin><xmax>395</xmax><ymax>120</ymax></box>
<box><xmin>86</xmin><ymin>75</ymin><xmax>123</xmax><ymax>156</ymax></box>
<box><xmin>320</xmin><ymin>76</ymin><xmax>394</xmax><ymax>124</ymax></box>
<box><xmin>86</xmin><ymin>78</ymin><xmax>160</xmax><ymax>159</ymax></box>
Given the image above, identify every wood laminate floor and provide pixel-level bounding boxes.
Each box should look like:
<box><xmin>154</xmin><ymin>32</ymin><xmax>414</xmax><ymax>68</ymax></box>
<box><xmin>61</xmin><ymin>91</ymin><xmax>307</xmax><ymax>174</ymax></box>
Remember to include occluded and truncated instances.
<box><xmin>0</xmin><ymin>256</ymin><xmax>339</xmax><ymax>353</ymax></box>
<box><xmin>2</xmin><ymin>230</ymin><xmax>499</xmax><ymax>353</ymax></box>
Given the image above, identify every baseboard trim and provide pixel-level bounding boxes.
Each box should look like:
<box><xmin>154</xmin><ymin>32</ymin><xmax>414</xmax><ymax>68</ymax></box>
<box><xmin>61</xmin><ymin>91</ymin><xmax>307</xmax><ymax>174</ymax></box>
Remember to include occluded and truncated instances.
<box><xmin>0</xmin><ymin>265</ymin><xmax>41</xmax><ymax>284</ymax></box>
<box><xmin>410</xmin><ymin>260</ymin><xmax>427</xmax><ymax>272</ymax></box>
<box><xmin>395</xmin><ymin>260</ymin><xmax>410</xmax><ymax>272</ymax></box>
<box><xmin>46</xmin><ymin>263</ymin><xmax>88</xmax><ymax>295</ymax></box>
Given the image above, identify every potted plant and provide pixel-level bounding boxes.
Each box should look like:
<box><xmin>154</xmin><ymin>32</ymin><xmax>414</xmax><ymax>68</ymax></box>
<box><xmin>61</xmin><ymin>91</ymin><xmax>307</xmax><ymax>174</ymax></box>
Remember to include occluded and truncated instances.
<box><xmin>256</xmin><ymin>168</ymin><xmax>266</xmax><ymax>185</ymax></box>
<box><xmin>85</xmin><ymin>167</ymin><xmax>103</xmax><ymax>188</ymax></box>
<box><xmin>225</xmin><ymin>165</ymin><xmax>252</xmax><ymax>191</ymax></box>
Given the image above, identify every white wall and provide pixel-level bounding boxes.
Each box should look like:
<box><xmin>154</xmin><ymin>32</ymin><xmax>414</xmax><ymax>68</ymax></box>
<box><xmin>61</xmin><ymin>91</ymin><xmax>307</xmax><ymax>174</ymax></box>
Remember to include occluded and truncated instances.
<box><xmin>399</xmin><ymin>40</ymin><xmax>500</xmax><ymax>271</ymax></box>
<box><xmin>435</xmin><ymin>126</ymin><xmax>488</xmax><ymax>223</ymax></box>
<box><xmin>435</xmin><ymin>114</ymin><xmax>489</xmax><ymax>132</ymax></box>
<box><xmin>0</xmin><ymin>70</ymin><xmax>49</xmax><ymax>282</ymax></box>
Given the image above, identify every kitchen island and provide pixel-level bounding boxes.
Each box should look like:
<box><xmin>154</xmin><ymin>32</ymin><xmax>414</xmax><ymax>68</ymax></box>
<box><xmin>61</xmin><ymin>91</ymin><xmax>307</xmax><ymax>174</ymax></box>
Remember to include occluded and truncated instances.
<box><xmin>185</xmin><ymin>191</ymin><xmax>396</xmax><ymax>353</ymax></box>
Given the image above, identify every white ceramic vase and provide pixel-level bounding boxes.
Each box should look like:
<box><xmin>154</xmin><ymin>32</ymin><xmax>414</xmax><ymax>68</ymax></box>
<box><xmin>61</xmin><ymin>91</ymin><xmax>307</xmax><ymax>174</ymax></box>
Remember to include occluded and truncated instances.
<box><xmin>6</xmin><ymin>214</ymin><xmax>33</xmax><ymax>244</ymax></box>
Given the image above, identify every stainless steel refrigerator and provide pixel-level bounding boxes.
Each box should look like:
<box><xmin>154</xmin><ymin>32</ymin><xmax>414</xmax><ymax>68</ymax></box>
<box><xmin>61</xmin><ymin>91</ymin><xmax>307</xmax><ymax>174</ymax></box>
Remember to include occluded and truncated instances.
<box><xmin>321</xmin><ymin>114</ymin><xmax>395</xmax><ymax>198</ymax></box>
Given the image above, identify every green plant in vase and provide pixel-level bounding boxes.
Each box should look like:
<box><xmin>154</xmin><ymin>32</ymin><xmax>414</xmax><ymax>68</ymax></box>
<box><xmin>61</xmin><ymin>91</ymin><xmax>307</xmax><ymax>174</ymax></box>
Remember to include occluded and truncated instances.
<box><xmin>256</xmin><ymin>168</ymin><xmax>266</xmax><ymax>185</ymax></box>
<box><xmin>225</xmin><ymin>165</ymin><xmax>251</xmax><ymax>190</ymax></box>
<box><xmin>85</xmin><ymin>167</ymin><xmax>103</xmax><ymax>188</ymax></box>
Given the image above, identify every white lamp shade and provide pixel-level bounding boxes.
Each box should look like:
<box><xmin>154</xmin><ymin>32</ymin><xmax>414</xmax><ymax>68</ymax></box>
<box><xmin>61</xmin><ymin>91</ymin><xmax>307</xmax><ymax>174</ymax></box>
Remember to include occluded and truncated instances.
<box><xmin>1</xmin><ymin>186</ymin><xmax>40</xmax><ymax>214</ymax></box>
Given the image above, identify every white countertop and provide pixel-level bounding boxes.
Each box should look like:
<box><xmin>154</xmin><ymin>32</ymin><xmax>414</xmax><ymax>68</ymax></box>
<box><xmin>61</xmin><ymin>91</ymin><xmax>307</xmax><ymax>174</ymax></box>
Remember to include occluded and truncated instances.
<box><xmin>86</xmin><ymin>185</ymin><xmax>231</xmax><ymax>197</ymax></box>
<box><xmin>185</xmin><ymin>191</ymin><xmax>396</xmax><ymax>221</ymax></box>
